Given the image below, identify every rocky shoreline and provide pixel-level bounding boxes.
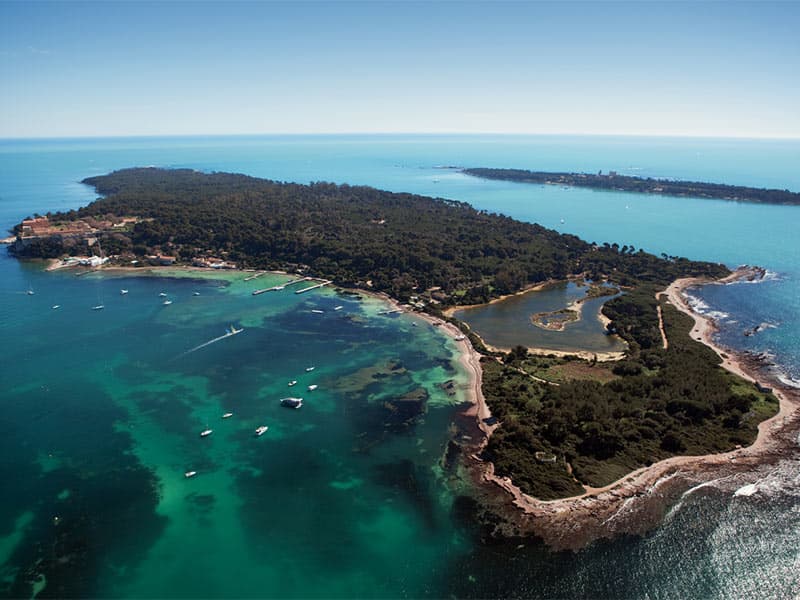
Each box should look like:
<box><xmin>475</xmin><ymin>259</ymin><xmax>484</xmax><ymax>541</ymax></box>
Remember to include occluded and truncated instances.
<box><xmin>457</xmin><ymin>267</ymin><xmax>800</xmax><ymax>551</ymax></box>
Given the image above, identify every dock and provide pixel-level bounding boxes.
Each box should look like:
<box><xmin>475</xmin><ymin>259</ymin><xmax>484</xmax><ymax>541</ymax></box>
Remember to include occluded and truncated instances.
<box><xmin>295</xmin><ymin>280</ymin><xmax>331</xmax><ymax>295</ymax></box>
<box><xmin>252</xmin><ymin>277</ymin><xmax>310</xmax><ymax>295</ymax></box>
<box><xmin>244</xmin><ymin>271</ymin><xmax>267</xmax><ymax>281</ymax></box>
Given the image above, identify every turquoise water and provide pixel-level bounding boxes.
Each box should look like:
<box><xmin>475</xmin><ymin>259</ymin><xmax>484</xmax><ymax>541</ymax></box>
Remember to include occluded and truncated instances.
<box><xmin>1</xmin><ymin>134</ymin><xmax>798</xmax><ymax>598</ymax></box>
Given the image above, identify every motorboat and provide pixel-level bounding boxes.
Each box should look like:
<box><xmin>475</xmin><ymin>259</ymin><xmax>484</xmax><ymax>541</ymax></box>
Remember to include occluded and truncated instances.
<box><xmin>163</xmin><ymin>300</ymin><xmax>173</xmax><ymax>306</ymax></box>
<box><xmin>280</xmin><ymin>397</ymin><xmax>303</xmax><ymax>409</ymax></box>
<box><xmin>184</xmin><ymin>471</ymin><xmax>197</xmax><ymax>478</ymax></box>
<box><xmin>92</xmin><ymin>305</ymin><xmax>105</xmax><ymax>311</ymax></box>
<box><xmin>200</xmin><ymin>429</ymin><xmax>213</xmax><ymax>437</ymax></box>
<box><xmin>120</xmin><ymin>289</ymin><xmax>128</xmax><ymax>295</ymax></box>
<box><xmin>288</xmin><ymin>380</ymin><xmax>297</xmax><ymax>387</ymax></box>
<box><xmin>307</xmin><ymin>384</ymin><xmax>318</xmax><ymax>391</ymax></box>
<box><xmin>222</xmin><ymin>412</ymin><xmax>233</xmax><ymax>419</ymax></box>
<box><xmin>305</xmin><ymin>366</ymin><xmax>315</xmax><ymax>372</ymax></box>
<box><xmin>255</xmin><ymin>425</ymin><xmax>269</xmax><ymax>436</ymax></box>
<box><xmin>159</xmin><ymin>292</ymin><xmax>167</xmax><ymax>297</ymax></box>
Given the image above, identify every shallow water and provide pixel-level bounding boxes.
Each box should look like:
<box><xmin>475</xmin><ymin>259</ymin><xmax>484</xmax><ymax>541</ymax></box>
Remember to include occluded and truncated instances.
<box><xmin>1</xmin><ymin>134</ymin><xmax>798</xmax><ymax>597</ymax></box>
<box><xmin>454</xmin><ymin>281</ymin><xmax>625</xmax><ymax>353</ymax></box>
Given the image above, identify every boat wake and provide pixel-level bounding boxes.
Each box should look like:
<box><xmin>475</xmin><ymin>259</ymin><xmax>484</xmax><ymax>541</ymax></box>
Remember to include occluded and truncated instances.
<box><xmin>175</xmin><ymin>325</ymin><xmax>244</xmax><ymax>359</ymax></box>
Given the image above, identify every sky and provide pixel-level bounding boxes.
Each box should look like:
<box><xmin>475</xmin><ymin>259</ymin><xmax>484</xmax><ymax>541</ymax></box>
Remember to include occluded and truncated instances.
<box><xmin>1</xmin><ymin>1</ymin><xmax>798</xmax><ymax>139</ymax></box>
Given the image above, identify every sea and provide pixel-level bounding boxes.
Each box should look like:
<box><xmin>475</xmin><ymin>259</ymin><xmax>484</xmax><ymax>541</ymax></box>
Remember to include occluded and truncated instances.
<box><xmin>0</xmin><ymin>134</ymin><xmax>798</xmax><ymax>598</ymax></box>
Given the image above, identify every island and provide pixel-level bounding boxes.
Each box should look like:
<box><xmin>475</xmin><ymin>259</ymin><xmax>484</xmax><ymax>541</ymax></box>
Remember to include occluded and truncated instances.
<box><xmin>9</xmin><ymin>167</ymin><xmax>796</xmax><ymax>550</ymax></box>
<box><xmin>463</xmin><ymin>167</ymin><xmax>800</xmax><ymax>205</ymax></box>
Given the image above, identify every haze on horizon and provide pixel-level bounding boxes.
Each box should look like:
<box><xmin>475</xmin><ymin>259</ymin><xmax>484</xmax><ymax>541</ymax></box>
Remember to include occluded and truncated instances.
<box><xmin>1</xmin><ymin>0</ymin><xmax>798</xmax><ymax>140</ymax></box>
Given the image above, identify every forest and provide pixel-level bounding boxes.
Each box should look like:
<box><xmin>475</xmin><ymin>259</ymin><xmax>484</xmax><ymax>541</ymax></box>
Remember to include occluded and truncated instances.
<box><xmin>11</xmin><ymin>167</ymin><xmax>770</xmax><ymax>500</ymax></box>
<box><xmin>481</xmin><ymin>289</ymin><xmax>778</xmax><ymax>499</ymax></box>
<box><xmin>14</xmin><ymin>167</ymin><xmax>728</xmax><ymax>304</ymax></box>
<box><xmin>464</xmin><ymin>167</ymin><xmax>800</xmax><ymax>205</ymax></box>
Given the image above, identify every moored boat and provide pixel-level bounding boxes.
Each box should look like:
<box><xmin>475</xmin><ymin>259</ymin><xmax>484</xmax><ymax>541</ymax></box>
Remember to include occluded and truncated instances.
<box><xmin>305</xmin><ymin>366</ymin><xmax>315</xmax><ymax>372</ymax></box>
<box><xmin>255</xmin><ymin>425</ymin><xmax>269</xmax><ymax>436</ymax></box>
<box><xmin>120</xmin><ymin>289</ymin><xmax>128</xmax><ymax>295</ymax></box>
<box><xmin>307</xmin><ymin>384</ymin><xmax>318</xmax><ymax>391</ymax></box>
<box><xmin>185</xmin><ymin>471</ymin><xmax>197</xmax><ymax>478</ymax></box>
<box><xmin>92</xmin><ymin>305</ymin><xmax>105</xmax><ymax>311</ymax></box>
<box><xmin>222</xmin><ymin>412</ymin><xmax>233</xmax><ymax>418</ymax></box>
<box><xmin>288</xmin><ymin>380</ymin><xmax>297</xmax><ymax>387</ymax></box>
<box><xmin>163</xmin><ymin>299</ymin><xmax>173</xmax><ymax>306</ymax></box>
<box><xmin>280</xmin><ymin>397</ymin><xmax>303</xmax><ymax>409</ymax></box>
<box><xmin>200</xmin><ymin>429</ymin><xmax>213</xmax><ymax>437</ymax></box>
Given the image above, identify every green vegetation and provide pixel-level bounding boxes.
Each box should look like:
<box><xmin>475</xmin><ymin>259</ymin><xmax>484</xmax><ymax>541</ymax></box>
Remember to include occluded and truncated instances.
<box><xmin>481</xmin><ymin>295</ymin><xmax>779</xmax><ymax>500</ymax></box>
<box><xmin>10</xmin><ymin>167</ymin><xmax>773</xmax><ymax>501</ymax></box>
<box><xmin>464</xmin><ymin>167</ymin><xmax>800</xmax><ymax>205</ymax></box>
<box><xmin>13</xmin><ymin>168</ymin><xmax>727</xmax><ymax>304</ymax></box>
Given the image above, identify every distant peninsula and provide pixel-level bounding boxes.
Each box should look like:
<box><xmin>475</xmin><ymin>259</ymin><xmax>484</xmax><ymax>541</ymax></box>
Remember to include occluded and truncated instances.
<box><xmin>463</xmin><ymin>167</ymin><xmax>800</xmax><ymax>205</ymax></box>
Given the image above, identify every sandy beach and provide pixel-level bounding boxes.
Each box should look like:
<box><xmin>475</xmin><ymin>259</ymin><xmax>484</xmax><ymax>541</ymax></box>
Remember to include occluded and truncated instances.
<box><xmin>461</xmin><ymin>267</ymin><xmax>800</xmax><ymax>550</ymax></box>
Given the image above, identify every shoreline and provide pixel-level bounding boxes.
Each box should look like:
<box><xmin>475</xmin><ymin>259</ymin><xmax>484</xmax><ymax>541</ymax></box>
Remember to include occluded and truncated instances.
<box><xmin>462</xmin><ymin>266</ymin><xmax>800</xmax><ymax>550</ymax></box>
<box><xmin>35</xmin><ymin>259</ymin><xmax>799</xmax><ymax>550</ymax></box>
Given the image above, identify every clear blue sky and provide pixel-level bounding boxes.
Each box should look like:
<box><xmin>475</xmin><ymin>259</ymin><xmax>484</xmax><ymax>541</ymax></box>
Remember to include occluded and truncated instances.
<box><xmin>1</xmin><ymin>1</ymin><xmax>798</xmax><ymax>138</ymax></box>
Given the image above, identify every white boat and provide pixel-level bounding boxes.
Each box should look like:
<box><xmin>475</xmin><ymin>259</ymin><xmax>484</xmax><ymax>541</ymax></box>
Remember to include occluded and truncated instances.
<box><xmin>311</xmin><ymin>309</ymin><xmax>324</xmax><ymax>314</ymax></box>
<box><xmin>52</xmin><ymin>305</ymin><xmax>60</xmax><ymax>310</ymax></box>
<box><xmin>184</xmin><ymin>471</ymin><xmax>197</xmax><ymax>478</ymax></box>
<box><xmin>307</xmin><ymin>384</ymin><xmax>318</xmax><ymax>391</ymax></box>
<box><xmin>120</xmin><ymin>289</ymin><xmax>129</xmax><ymax>295</ymax></box>
<box><xmin>288</xmin><ymin>380</ymin><xmax>297</xmax><ymax>387</ymax></box>
<box><xmin>200</xmin><ymin>429</ymin><xmax>213</xmax><ymax>437</ymax></box>
<box><xmin>227</xmin><ymin>325</ymin><xmax>243</xmax><ymax>335</ymax></box>
<box><xmin>163</xmin><ymin>300</ymin><xmax>173</xmax><ymax>306</ymax></box>
<box><xmin>255</xmin><ymin>425</ymin><xmax>269</xmax><ymax>436</ymax></box>
<box><xmin>280</xmin><ymin>397</ymin><xmax>303</xmax><ymax>409</ymax></box>
<box><xmin>222</xmin><ymin>412</ymin><xmax>233</xmax><ymax>419</ymax></box>
<box><xmin>305</xmin><ymin>366</ymin><xmax>315</xmax><ymax>372</ymax></box>
<box><xmin>454</xmin><ymin>334</ymin><xmax>466</xmax><ymax>341</ymax></box>
<box><xmin>193</xmin><ymin>291</ymin><xmax>200</xmax><ymax>296</ymax></box>
<box><xmin>92</xmin><ymin>305</ymin><xmax>105</xmax><ymax>311</ymax></box>
<box><xmin>334</xmin><ymin>306</ymin><xmax>343</xmax><ymax>311</ymax></box>
<box><xmin>159</xmin><ymin>292</ymin><xmax>167</xmax><ymax>297</ymax></box>
<box><xmin>27</xmin><ymin>289</ymin><xmax>34</xmax><ymax>296</ymax></box>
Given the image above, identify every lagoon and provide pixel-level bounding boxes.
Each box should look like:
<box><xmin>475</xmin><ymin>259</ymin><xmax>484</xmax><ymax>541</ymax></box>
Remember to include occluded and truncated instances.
<box><xmin>453</xmin><ymin>281</ymin><xmax>626</xmax><ymax>355</ymax></box>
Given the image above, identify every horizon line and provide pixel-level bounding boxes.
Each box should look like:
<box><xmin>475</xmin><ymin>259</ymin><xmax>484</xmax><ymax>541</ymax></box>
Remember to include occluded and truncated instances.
<box><xmin>2</xmin><ymin>131</ymin><xmax>799</xmax><ymax>143</ymax></box>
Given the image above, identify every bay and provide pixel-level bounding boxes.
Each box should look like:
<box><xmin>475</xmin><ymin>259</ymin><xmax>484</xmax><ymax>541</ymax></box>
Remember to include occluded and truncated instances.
<box><xmin>1</xmin><ymin>134</ymin><xmax>798</xmax><ymax>598</ymax></box>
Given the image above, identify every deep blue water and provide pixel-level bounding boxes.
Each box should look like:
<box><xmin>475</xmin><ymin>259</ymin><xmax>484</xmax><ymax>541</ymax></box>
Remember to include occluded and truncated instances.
<box><xmin>1</xmin><ymin>134</ymin><xmax>798</xmax><ymax>598</ymax></box>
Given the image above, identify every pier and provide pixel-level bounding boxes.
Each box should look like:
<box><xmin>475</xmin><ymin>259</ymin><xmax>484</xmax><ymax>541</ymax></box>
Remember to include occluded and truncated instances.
<box><xmin>244</xmin><ymin>271</ymin><xmax>267</xmax><ymax>281</ymax></box>
<box><xmin>252</xmin><ymin>277</ymin><xmax>309</xmax><ymax>295</ymax></box>
<box><xmin>295</xmin><ymin>280</ymin><xmax>331</xmax><ymax>294</ymax></box>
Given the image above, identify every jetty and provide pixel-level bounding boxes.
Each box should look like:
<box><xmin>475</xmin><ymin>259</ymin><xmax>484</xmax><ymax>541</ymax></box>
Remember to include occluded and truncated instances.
<box><xmin>252</xmin><ymin>277</ymin><xmax>309</xmax><ymax>295</ymax></box>
<box><xmin>295</xmin><ymin>280</ymin><xmax>331</xmax><ymax>295</ymax></box>
<box><xmin>244</xmin><ymin>271</ymin><xmax>267</xmax><ymax>281</ymax></box>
